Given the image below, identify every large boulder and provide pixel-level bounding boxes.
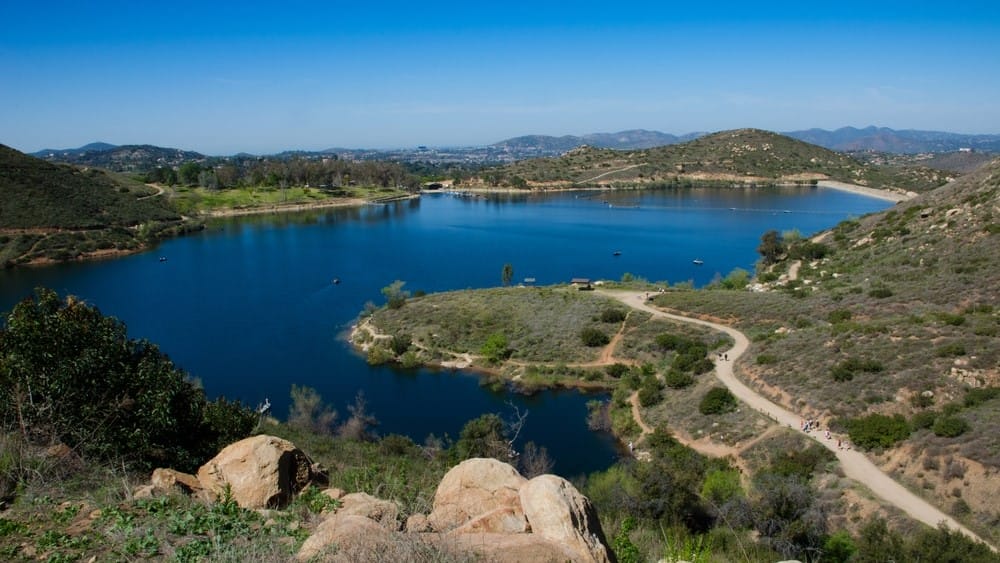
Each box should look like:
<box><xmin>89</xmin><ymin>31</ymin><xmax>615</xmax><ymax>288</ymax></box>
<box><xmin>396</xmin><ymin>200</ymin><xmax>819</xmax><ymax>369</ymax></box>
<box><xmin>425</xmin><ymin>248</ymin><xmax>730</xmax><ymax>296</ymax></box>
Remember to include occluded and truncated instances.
<box><xmin>427</xmin><ymin>457</ymin><xmax>528</xmax><ymax>533</ymax></box>
<box><xmin>295</xmin><ymin>513</ymin><xmax>396</xmax><ymax>562</ymax></box>
<box><xmin>196</xmin><ymin>435</ymin><xmax>317</xmax><ymax>509</ymax></box>
<box><xmin>520</xmin><ymin>474</ymin><xmax>615</xmax><ymax>563</ymax></box>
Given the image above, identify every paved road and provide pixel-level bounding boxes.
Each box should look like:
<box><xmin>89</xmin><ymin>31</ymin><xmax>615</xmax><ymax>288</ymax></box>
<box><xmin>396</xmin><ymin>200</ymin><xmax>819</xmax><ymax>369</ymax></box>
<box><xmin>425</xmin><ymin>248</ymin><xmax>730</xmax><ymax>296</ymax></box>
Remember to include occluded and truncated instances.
<box><xmin>601</xmin><ymin>289</ymin><xmax>995</xmax><ymax>551</ymax></box>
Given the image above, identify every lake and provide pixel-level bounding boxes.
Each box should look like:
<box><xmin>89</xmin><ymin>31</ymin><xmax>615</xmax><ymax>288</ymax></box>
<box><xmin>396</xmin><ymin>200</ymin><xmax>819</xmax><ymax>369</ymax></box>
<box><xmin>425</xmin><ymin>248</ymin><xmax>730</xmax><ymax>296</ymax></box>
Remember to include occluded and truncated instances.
<box><xmin>0</xmin><ymin>186</ymin><xmax>892</xmax><ymax>477</ymax></box>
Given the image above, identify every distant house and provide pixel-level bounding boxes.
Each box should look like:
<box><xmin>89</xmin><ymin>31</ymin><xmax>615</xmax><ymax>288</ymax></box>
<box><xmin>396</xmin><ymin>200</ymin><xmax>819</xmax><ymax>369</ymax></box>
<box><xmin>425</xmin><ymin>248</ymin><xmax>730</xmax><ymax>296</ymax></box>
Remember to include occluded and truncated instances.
<box><xmin>570</xmin><ymin>278</ymin><xmax>592</xmax><ymax>290</ymax></box>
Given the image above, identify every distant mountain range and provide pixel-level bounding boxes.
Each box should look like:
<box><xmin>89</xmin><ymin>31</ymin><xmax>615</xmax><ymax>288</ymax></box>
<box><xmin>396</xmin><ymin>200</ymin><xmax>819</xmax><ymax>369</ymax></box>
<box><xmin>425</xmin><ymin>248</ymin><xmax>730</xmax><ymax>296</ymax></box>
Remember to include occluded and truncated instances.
<box><xmin>783</xmin><ymin>126</ymin><xmax>1000</xmax><ymax>153</ymax></box>
<box><xmin>27</xmin><ymin>126</ymin><xmax>1000</xmax><ymax>173</ymax></box>
<box><xmin>495</xmin><ymin>126</ymin><xmax>1000</xmax><ymax>154</ymax></box>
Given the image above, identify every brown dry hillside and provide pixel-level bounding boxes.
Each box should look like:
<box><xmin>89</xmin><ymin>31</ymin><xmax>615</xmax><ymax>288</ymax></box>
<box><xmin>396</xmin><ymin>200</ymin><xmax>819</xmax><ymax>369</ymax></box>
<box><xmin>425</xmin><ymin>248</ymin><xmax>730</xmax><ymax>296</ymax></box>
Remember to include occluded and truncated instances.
<box><xmin>655</xmin><ymin>157</ymin><xmax>1000</xmax><ymax>543</ymax></box>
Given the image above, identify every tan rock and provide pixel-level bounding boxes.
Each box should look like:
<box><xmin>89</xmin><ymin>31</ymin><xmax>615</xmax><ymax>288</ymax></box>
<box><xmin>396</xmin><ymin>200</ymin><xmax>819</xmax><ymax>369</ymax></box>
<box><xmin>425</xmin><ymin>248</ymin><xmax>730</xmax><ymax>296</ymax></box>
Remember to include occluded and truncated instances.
<box><xmin>338</xmin><ymin>492</ymin><xmax>400</xmax><ymax>529</ymax></box>
<box><xmin>430</xmin><ymin>532</ymin><xmax>581</xmax><ymax>562</ymax></box>
<box><xmin>520</xmin><ymin>474</ymin><xmax>614</xmax><ymax>563</ymax></box>
<box><xmin>295</xmin><ymin>513</ymin><xmax>396</xmax><ymax>562</ymax></box>
<box><xmin>405</xmin><ymin>513</ymin><xmax>432</xmax><ymax>533</ymax></box>
<box><xmin>196</xmin><ymin>435</ymin><xmax>316</xmax><ymax>509</ymax></box>
<box><xmin>151</xmin><ymin>468</ymin><xmax>204</xmax><ymax>497</ymax></box>
<box><xmin>451</xmin><ymin>506</ymin><xmax>529</xmax><ymax>534</ymax></box>
<box><xmin>428</xmin><ymin>458</ymin><xmax>527</xmax><ymax>532</ymax></box>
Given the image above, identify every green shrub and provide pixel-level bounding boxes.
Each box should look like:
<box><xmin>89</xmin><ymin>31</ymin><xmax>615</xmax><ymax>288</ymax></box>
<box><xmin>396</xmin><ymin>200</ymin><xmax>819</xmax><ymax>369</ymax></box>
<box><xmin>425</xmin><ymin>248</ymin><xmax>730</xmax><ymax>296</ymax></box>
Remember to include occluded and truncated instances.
<box><xmin>868</xmin><ymin>286</ymin><xmax>894</xmax><ymax>298</ymax></box>
<box><xmin>756</xmin><ymin>354</ymin><xmax>778</xmax><ymax>365</ymax></box>
<box><xmin>910</xmin><ymin>411</ymin><xmax>937</xmax><ymax>430</ymax></box>
<box><xmin>599</xmin><ymin>308</ymin><xmax>627</xmax><ymax>323</ymax></box>
<box><xmin>605</xmin><ymin>363</ymin><xmax>629</xmax><ymax>378</ymax></box>
<box><xmin>366</xmin><ymin>345</ymin><xmax>393</xmax><ymax>365</ymax></box>
<box><xmin>389</xmin><ymin>332</ymin><xmax>412</xmax><ymax>355</ymax></box>
<box><xmin>845</xmin><ymin>414</ymin><xmax>910</xmax><ymax>450</ymax></box>
<box><xmin>638</xmin><ymin>376</ymin><xmax>664</xmax><ymax>407</ymax></box>
<box><xmin>0</xmin><ymin>288</ymin><xmax>255</xmax><ymax>472</ymax></box>
<box><xmin>580</xmin><ymin>327</ymin><xmax>610</xmax><ymax>347</ymax></box>
<box><xmin>699</xmin><ymin>387</ymin><xmax>736</xmax><ymax>415</ymax></box>
<box><xmin>480</xmin><ymin>332</ymin><xmax>511</xmax><ymax>364</ymax></box>
<box><xmin>932</xmin><ymin>416</ymin><xmax>970</xmax><ymax>438</ymax></box>
<box><xmin>828</xmin><ymin>309</ymin><xmax>853</xmax><ymax>324</ymax></box>
<box><xmin>964</xmin><ymin>387</ymin><xmax>1000</xmax><ymax>408</ymax></box>
<box><xmin>831</xmin><ymin>357</ymin><xmax>884</xmax><ymax>382</ymax></box>
<box><xmin>663</xmin><ymin>370</ymin><xmax>695</xmax><ymax>389</ymax></box>
<box><xmin>934</xmin><ymin>343</ymin><xmax>966</xmax><ymax>357</ymax></box>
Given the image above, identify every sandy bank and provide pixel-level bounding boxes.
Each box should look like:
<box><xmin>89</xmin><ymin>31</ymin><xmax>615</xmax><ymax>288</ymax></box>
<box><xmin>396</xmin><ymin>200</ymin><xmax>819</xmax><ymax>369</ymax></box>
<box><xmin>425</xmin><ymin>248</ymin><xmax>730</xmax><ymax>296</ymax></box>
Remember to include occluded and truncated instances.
<box><xmin>816</xmin><ymin>180</ymin><xmax>915</xmax><ymax>203</ymax></box>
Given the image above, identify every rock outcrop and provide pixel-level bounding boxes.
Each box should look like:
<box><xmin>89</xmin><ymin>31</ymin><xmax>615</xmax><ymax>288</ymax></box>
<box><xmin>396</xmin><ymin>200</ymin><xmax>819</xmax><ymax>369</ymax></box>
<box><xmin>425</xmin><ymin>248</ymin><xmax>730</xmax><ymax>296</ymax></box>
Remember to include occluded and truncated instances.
<box><xmin>295</xmin><ymin>457</ymin><xmax>614</xmax><ymax>563</ymax></box>
<box><xmin>427</xmin><ymin>457</ymin><xmax>528</xmax><ymax>533</ymax></box>
<box><xmin>140</xmin><ymin>438</ymin><xmax>614</xmax><ymax>563</ymax></box>
<box><xmin>196</xmin><ymin>435</ymin><xmax>321</xmax><ymax>509</ymax></box>
<box><xmin>520</xmin><ymin>474</ymin><xmax>614</xmax><ymax>563</ymax></box>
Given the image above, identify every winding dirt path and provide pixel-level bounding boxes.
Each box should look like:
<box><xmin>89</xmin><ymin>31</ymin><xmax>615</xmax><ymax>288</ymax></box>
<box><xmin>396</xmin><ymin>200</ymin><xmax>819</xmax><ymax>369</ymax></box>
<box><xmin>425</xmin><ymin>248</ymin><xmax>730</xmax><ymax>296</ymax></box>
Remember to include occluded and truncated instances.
<box><xmin>600</xmin><ymin>289</ymin><xmax>995</xmax><ymax>551</ymax></box>
<box><xmin>580</xmin><ymin>164</ymin><xmax>645</xmax><ymax>184</ymax></box>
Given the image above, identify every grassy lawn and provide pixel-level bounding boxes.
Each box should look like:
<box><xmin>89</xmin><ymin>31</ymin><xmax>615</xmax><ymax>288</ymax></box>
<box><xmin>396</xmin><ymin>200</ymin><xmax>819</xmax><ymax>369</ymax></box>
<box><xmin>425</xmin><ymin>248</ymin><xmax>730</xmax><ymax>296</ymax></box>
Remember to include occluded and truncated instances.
<box><xmin>168</xmin><ymin>185</ymin><xmax>409</xmax><ymax>214</ymax></box>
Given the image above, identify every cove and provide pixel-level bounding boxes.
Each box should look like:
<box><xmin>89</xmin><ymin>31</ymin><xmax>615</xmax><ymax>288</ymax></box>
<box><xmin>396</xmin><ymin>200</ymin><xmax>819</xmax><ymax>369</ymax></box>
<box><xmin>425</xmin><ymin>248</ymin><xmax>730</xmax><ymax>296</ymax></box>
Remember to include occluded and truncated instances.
<box><xmin>0</xmin><ymin>186</ymin><xmax>892</xmax><ymax>477</ymax></box>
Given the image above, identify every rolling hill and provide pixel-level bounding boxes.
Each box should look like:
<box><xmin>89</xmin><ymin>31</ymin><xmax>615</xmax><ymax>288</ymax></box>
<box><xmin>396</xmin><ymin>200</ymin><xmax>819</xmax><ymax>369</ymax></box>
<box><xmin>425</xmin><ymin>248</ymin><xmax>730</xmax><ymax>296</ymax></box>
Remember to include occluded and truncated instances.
<box><xmin>0</xmin><ymin>144</ymin><xmax>186</xmax><ymax>266</ymax></box>
<box><xmin>480</xmin><ymin>128</ymin><xmax>952</xmax><ymax>193</ymax></box>
<box><xmin>492</xmin><ymin>129</ymin><xmax>704</xmax><ymax>153</ymax></box>
<box><xmin>32</xmin><ymin>143</ymin><xmax>206</xmax><ymax>172</ymax></box>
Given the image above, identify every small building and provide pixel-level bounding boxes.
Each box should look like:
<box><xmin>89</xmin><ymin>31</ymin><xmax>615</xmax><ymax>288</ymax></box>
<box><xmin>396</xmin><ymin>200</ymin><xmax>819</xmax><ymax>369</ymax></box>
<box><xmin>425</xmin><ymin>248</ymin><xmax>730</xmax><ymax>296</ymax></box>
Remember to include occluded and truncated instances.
<box><xmin>570</xmin><ymin>278</ymin><xmax>592</xmax><ymax>290</ymax></box>
<box><xmin>523</xmin><ymin>277</ymin><xmax>537</xmax><ymax>286</ymax></box>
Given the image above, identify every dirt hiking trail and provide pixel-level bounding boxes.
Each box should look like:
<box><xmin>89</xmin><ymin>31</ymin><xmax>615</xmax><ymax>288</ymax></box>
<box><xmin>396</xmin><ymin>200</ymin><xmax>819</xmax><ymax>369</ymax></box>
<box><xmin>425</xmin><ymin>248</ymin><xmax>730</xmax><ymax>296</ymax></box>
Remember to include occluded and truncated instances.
<box><xmin>601</xmin><ymin>289</ymin><xmax>995</xmax><ymax>551</ymax></box>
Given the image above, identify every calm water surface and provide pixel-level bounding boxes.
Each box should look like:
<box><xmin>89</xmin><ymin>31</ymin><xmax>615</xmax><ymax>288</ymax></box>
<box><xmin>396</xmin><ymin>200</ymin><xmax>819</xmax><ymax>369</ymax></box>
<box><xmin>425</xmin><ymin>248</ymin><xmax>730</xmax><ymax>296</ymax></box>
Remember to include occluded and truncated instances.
<box><xmin>0</xmin><ymin>187</ymin><xmax>891</xmax><ymax>477</ymax></box>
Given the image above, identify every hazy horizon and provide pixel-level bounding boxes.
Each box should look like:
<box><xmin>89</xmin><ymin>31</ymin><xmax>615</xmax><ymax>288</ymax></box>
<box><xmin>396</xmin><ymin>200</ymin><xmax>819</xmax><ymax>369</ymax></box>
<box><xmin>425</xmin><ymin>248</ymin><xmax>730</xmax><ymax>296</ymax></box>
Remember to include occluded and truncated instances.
<box><xmin>3</xmin><ymin>1</ymin><xmax>999</xmax><ymax>155</ymax></box>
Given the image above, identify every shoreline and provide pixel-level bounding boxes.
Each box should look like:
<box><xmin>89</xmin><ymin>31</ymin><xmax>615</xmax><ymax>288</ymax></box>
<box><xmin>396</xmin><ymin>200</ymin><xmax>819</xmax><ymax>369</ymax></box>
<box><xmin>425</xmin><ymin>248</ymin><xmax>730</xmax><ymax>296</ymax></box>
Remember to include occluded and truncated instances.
<box><xmin>199</xmin><ymin>194</ymin><xmax>416</xmax><ymax>218</ymax></box>
<box><xmin>816</xmin><ymin>180</ymin><xmax>915</xmax><ymax>202</ymax></box>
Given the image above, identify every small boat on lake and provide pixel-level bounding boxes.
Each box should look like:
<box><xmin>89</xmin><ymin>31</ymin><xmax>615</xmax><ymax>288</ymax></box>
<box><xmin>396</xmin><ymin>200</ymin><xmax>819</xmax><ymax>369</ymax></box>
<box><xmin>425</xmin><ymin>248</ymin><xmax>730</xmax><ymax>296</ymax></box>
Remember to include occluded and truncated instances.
<box><xmin>332</xmin><ymin>278</ymin><xmax>340</xmax><ymax>285</ymax></box>
<box><xmin>613</xmin><ymin>250</ymin><xmax>621</xmax><ymax>256</ymax></box>
<box><xmin>692</xmin><ymin>259</ymin><xmax>704</xmax><ymax>265</ymax></box>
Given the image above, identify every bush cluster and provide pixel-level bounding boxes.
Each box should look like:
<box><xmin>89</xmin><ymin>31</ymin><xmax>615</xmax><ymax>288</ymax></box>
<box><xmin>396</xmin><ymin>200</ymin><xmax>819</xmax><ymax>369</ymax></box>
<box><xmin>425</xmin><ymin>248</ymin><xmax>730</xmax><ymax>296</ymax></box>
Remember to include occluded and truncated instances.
<box><xmin>844</xmin><ymin>413</ymin><xmax>910</xmax><ymax>450</ymax></box>
<box><xmin>0</xmin><ymin>289</ymin><xmax>256</xmax><ymax>472</ymax></box>
<box><xmin>699</xmin><ymin>387</ymin><xmax>736</xmax><ymax>415</ymax></box>
<box><xmin>580</xmin><ymin>327</ymin><xmax>610</xmax><ymax>347</ymax></box>
<box><xmin>830</xmin><ymin>357</ymin><xmax>884</xmax><ymax>382</ymax></box>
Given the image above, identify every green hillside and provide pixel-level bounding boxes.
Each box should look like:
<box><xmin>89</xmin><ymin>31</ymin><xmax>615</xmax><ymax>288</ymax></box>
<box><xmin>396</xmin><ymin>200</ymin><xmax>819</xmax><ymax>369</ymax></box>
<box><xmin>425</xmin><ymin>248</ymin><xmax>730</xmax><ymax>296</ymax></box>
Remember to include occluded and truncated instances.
<box><xmin>0</xmin><ymin>144</ymin><xmax>186</xmax><ymax>265</ymax></box>
<box><xmin>480</xmin><ymin>129</ymin><xmax>950</xmax><ymax>193</ymax></box>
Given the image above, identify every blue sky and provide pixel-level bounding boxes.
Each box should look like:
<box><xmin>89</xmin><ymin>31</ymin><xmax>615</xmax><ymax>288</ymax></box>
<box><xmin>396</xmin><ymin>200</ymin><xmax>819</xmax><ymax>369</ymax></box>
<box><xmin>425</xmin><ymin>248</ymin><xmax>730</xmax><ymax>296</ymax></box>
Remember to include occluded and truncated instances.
<box><xmin>2</xmin><ymin>1</ymin><xmax>999</xmax><ymax>154</ymax></box>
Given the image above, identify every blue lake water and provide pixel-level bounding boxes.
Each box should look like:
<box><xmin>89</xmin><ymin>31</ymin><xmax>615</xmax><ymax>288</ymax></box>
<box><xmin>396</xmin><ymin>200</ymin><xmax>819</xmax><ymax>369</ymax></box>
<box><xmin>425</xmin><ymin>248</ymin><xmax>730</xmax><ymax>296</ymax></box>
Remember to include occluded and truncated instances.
<box><xmin>0</xmin><ymin>186</ymin><xmax>892</xmax><ymax>477</ymax></box>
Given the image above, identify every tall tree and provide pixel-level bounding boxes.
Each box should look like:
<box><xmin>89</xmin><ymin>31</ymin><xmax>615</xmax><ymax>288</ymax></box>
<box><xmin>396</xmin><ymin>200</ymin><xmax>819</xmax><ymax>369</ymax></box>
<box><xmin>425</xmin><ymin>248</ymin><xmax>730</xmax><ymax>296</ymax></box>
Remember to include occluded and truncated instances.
<box><xmin>501</xmin><ymin>263</ymin><xmax>514</xmax><ymax>286</ymax></box>
<box><xmin>757</xmin><ymin>230</ymin><xmax>786</xmax><ymax>265</ymax></box>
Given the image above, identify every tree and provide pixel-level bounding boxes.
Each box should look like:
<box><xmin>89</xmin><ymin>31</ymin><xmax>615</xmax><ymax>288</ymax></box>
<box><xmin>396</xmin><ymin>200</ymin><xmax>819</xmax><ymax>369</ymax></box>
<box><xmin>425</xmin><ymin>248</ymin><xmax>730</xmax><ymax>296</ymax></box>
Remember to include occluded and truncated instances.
<box><xmin>454</xmin><ymin>414</ymin><xmax>508</xmax><ymax>460</ymax></box>
<box><xmin>288</xmin><ymin>384</ymin><xmax>337</xmax><ymax>435</ymax></box>
<box><xmin>0</xmin><ymin>288</ymin><xmax>255</xmax><ymax>471</ymax></box>
<box><xmin>480</xmin><ymin>332</ymin><xmax>511</xmax><ymax>364</ymax></box>
<box><xmin>381</xmin><ymin>280</ymin><xmax>409</xmax><ymax>309</ymax></box>
<box><xmin>757</xmin><ymin>230</ymin><xmax>786</xmax><ymax>265</ymax></box>
<box><xmin>178</xmin><ymin>161</ymin><xmax>202</xmax><ymax>186</ymax></box>
<box><xmin>501</xmin><ymin>263</ymin><xmax>514</xmax><ymax>287</ymax></box>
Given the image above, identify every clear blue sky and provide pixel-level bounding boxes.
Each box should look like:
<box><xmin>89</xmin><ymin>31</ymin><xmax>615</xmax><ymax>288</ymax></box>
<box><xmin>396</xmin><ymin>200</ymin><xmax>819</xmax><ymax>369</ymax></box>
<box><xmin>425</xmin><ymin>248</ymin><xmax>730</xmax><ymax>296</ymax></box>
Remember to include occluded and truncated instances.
<box><xmin>2</xmin><ymin>1</ymin><xmax>999</xmax><ymax>154</ymax></box>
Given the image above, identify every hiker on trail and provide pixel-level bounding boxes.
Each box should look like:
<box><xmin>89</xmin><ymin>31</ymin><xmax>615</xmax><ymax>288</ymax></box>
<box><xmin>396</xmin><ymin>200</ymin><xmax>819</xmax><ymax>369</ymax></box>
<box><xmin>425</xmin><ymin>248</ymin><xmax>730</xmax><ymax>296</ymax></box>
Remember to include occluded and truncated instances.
<box><xmin>628</xmin><ymin>441</ymin><xmax>634</xmax><ymax>453</ymax></box>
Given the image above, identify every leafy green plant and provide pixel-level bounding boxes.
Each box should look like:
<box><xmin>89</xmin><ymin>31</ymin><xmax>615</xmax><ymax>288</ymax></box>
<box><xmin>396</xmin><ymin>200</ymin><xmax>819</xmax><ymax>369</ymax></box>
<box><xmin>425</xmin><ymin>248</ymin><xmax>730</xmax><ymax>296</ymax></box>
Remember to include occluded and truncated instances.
<box><xmin>845</xmin><ymin>414</ymin><xmax>910</xmax><ymax>449</ymax></box>
<box><xmin>580</xmin><ymin>327</ymin><xmax>610</xmax><ymax>347</ymax></box>
<box><xmin>0</xmin><ymin>289</ymin><xmax>255</xmax><ymax>472</ymax></box>
<box><xmin>932</xmin><ymin>415</ymin><xmax>970</xmax><ymax>438</ymax></box>
<box><xmin>699</xmin><ymin>387</ymin><xmax>736</xmax><ymax>415</ymax></box>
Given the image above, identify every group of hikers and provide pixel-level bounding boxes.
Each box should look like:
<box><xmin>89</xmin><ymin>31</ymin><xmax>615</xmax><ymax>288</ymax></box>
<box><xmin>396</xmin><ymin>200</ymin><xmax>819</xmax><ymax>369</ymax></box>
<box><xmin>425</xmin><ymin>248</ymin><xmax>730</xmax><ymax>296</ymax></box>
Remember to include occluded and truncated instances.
<box><xmin>801</xmin><ymin>418</ymin><xmax>850</xmax><ymax>450</ymax></box>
